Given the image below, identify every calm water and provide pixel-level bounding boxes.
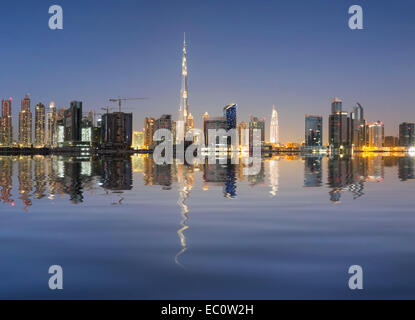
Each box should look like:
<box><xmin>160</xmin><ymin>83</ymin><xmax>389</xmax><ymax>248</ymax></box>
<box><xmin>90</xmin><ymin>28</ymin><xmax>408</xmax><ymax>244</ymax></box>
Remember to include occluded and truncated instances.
<box><xmin>0</xmin><ymin>154</ymin><xmax>415</xmax><ymax>299</ymax></box>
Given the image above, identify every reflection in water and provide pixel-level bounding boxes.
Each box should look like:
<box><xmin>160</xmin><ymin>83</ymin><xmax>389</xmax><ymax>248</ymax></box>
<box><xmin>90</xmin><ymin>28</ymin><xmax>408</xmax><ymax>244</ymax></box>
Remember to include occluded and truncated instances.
<box><xmin>175</xmin><ymin>163</ymin><xmax>193</xmax><ymax>267</ymax></box>
<box><xmin>1</xmin><ymin>154</ymin><xmax>415</xmax><ymax>269</ymax></box>
<box><xmin>304</xmin><ymin>156</ymin><xmax>322</xmax><ymax>188</ymax></box>
<box><xmin>0</xmin><ymin>154</ymin><xmax>412</xmax><ymax>209</ymax></box>
<box><xmin>269</xmin><ymin>158</ymin><xmax>279</xmax><ymax>196</ymax></box>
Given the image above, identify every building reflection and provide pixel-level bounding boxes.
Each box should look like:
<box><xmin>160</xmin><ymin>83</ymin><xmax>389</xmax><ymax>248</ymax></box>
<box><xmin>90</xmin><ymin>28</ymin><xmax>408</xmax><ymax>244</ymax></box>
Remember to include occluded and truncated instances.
<box><xmin>303</xmin><ymin>156</ymin><xmax>322</xmax><ymax>188</ymax></box>
<box><xmin>268</xmin><ymin>157</ymin><xmax>280</xmax><ymax>196</ymax></box>
<box><xmin>0</xmin><ymin>157</ymin><xmax>14</xmax><ymax>206</ymax></box>
<box><xmin>175</xmin><ymin>163</ymin><xmax>194</xmax><ymax>267</ymax></box>
<box><xmin>0</xmin><ymin>154</ymin><xmax>414</xmax><ymax>211</ymax></box>
<box><xmin>18</xmin><ymin>156</ymin><xmax>33</xmax><ymax>211</ymax></box>
<box><xmin>398</xmin><ymin>157</ymin><xmax>415</xmax><ymax>181</ymax></box>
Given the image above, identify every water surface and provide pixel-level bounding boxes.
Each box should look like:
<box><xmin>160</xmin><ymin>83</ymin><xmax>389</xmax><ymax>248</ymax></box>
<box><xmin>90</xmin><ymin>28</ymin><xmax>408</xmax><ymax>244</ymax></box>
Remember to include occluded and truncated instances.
<box><xmin>0</xmin><ymin>154</ymin><xmax>414</xmax><ymax>299</ymax></box>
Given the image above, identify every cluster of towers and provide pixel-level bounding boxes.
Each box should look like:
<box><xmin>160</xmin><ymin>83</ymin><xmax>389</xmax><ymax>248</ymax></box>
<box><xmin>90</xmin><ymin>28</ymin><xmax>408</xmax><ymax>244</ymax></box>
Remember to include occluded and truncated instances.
<box><xmin>0</xmin><ymin>95</ymin><xmax>56</xmax><ymax>147</ymax></box>
<box><xmin>140</xmin><ymin>35</ymin><xmax>280</xmax><ymax>151</ymax></box>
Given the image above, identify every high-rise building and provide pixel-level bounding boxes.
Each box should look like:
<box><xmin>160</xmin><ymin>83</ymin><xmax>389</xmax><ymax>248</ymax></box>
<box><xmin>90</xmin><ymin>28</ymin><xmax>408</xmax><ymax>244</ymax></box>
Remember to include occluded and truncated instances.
<box><xmin>223</xmin><ymin>104</ymin><xmax>237</xmax><ymax>147</ymax></box>
<box><xmin>186</xmin><ymin>113</ymin><xmax>194</xmax><ymax>130</ymax></box>
<box><xmin>399</xmin><ymin>122</ymin><xmax>415</xmax><ymax>147</ymax></box>
<box><xmin>350</xmin><ymin>103</ymin><xmax>366</xmax><ymax>148</ymax></box>
<box><xmin>46</xmin><ymin>102</ymin><xmax>57</xmax><ymax>146</ymax></box>
<box><xmin>18</xmin><ymin>94</ymin><xmax>32</xmax><ymax>147</ymax></box>
<box><xmin>101</xmin><ymin>112</ymin><xmax>133</xmax><ymax>150</ymax></box>
<box><xmin>223</xmin><ymin>104</ymin><xmax>237</xmax><ymax>131</ymax></box>
<box><xmin>64</xmin><ymin>101</ymin><xmax>82</xmax><ymax>143</ymax></box>
<box><xmin>238</xmin><ymin>121</ymin><xmax>249</xmax><ymax>149</ymax></box>
<box><xmin>35</xmin><ymin>103</ymin><xmax>46</xmax><ymax>146</ymax></box>
<box><xmin>249</xmin><ymin>116</ymin><xmax>265</xmax><ymax>149</ymax></box>
<box><xmin>154</xmin><ymin>114</ymin><xmax>173</xmax><ymax>145</ymax></box>
<box><xmin>305</xmin><ymin>115</ymin><xmax>323</xmax><ymax>146</ymax></box>
<box><xmin>270</xmin><ymin>105</ymin><xmax>279</xmax><ymax>144</ymax></box>
<box><xmin>203</xmin><ymin>112</ymin><xmax>209</xmax><ymax>145</ymax></box>
<box><xmin>1</xmin><ymin>98</ymin><xmax>13</xmax><ymax>146</ymax></box>
<box><xmin>176</xmin><ymin>34</ymin><xmax>190</xmax><ymax>144</ymax></box>
<box><xmin>368</xmin><ymin>121</ymin><xmax>384</xmax><ymax>148</ymax></box>
<box><xmin>132</xmin><ymin>131</ymin><xmax>144</xmax><ymax>149</ymax></box>
<box><xmin>328</xmin><ymin>97</ymin><xmax>349</xmax><ymax>148</ymax></box>
<box><xmin>204</xmin><ymin>117</ymin><xmax>227</xmax><ymax>147</ymax></box>
<box><xmin>144</xmin><ymin>117</ymin><xmax>155</xmax><ymax>147</ymax></box>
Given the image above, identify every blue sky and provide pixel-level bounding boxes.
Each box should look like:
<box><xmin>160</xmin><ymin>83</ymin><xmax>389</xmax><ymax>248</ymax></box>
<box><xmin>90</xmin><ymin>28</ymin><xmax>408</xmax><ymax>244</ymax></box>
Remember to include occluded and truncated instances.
<box><xmin>0</xmin><ymin>0</ymin><xmax>414</xmax><ymax>143</ymax></box>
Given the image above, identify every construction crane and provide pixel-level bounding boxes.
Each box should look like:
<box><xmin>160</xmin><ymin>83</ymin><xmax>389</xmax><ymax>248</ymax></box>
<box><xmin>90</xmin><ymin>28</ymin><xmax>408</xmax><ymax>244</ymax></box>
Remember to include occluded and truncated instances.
<box><xmin>108</xmin><ymin>97</ymin><xmax>148</xmax><ymax>113</ymax></box>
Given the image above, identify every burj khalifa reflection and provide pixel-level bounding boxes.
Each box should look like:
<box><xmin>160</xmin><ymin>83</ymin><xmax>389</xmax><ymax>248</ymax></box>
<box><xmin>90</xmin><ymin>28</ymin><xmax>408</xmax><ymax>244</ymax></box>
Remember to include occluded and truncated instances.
<box><xmin>175</xmin><ymin>163</ymin><xmax>194</xmax><ymax>267</ymax></box>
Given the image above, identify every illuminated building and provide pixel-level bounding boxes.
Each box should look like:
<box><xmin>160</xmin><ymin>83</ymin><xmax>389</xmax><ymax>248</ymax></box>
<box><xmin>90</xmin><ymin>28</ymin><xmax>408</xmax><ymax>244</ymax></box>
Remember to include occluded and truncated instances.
<box><xmin>0</xmin><ymin>98</ymin><xmax>13</xmax><ymax>146</ymax></box>
<box><xmin>132</xmin><ymin>131</ymin><xmax>144</xmax><ymax>149</ymax></box>
<box><xmin>399</xmin><ymin>122</ymin><xmax>415</xmax><ymax>147</ymax></box>
<box><xmin>249</xmin><ymin>116</ymin><xmax>265</xmax><ymax>149</ymax></box>
<box><xmin>368</xmin><ymin>121</ymin><xmax>384</xmax><ymax>148</ymax></box>
<box><xmin>46</xmin><ymin>102</ymin><xmax>57</xmax><ymax>146</ymax></box>
<box><xmin>177</xmin><ymin>34</ymin><xmax>190</xmax><ymax>144</ymax></box>
<box><xmin>144</xmin><ymin>117</ymin><xmax>155</xmax><ymax>147</ymax></box>
<box><xmin>204</xmin><ymin>117</ymin><xmax>227</xmax><ymax>147</ymax></box>
<box><xmin>270</xmin><ymin>105</ymin><xmax>279</xmax><ymax>144</ymax></box>
<box><xmin>305</xmin><ymin>115</ymin><xmax>323</xmax><ymax>146</ymax></box>
<box><xmin>203</xmin><ymin>112</ymin><xmax>209</xmax><ymax>145</ymax></box>
<box><xmin>328</xmin><ymin>98</ymin><xmax>350</xmax><ymax>148</ymax></box>
<box><xmin>18</xmin><ymin>94</ymin><xmax>32</xmax><ymax>146</ymax></box>
<box><xmin>35</xmin><ymin>103</ymin><xmax>46</xmax><ymax>146</ymax></box>
<box><xmin>154</xmin><ymin>114</ymin><xmax>173</xmax><ymax>145</ymax></box>
<box><xmin>223</xmin><ymin>104</ymin><xmax>237</xmax><ymax>147</ymax></box>
<box><xmin>57</xmin><ymin>120</ymin><xmax>64</xmax><ymax>144</ymax></box>
<box><xmin>238</xmin><ymin>121</ymin><xmax>249</xmax><ymax>149</ymax></box>
<box><xmin>186</xmin><ymin>113</ymin><xmax>194</xmax><ymax>130</ymax></box>
<box><xmin>350</xmin><ymin>103</ymin><xmax>366</xmax><ymax>148</ymax></box>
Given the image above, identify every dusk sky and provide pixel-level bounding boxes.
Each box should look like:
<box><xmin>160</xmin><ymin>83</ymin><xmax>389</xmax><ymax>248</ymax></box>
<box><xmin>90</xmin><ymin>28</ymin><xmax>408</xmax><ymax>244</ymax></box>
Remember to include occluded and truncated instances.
<box><xmin>0</xmin><ymin>0</ymin><xmax>414</xmax><ymax>143</ymax></box>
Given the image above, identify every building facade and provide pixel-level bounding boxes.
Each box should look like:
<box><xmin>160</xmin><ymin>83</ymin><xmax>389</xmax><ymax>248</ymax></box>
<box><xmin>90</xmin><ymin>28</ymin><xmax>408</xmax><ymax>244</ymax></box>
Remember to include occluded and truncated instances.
<box><xmin>64</xmin><ymin>101</ymin><xmax>82</xmax><ymax>144</ymax></box>
<box><xmin>270</xmin><ymin>105</ymin><xmax>279</xmax><ymax>145</ymax></box>
<box><xmin>101</xmin><ymin>112</ymin><xmax>133</xmax><ymax>150</ymax></box>
<box><xmin>328</xmin><ymin>97</ymin><xmax>349</xmax><ymax>148</ymax></box>
<box><xmin>19</xmin><ymin>94</ymin><xmax>32</xmax><ymax>146</ymax></box>
<box><xmin>399</xmin><ymin>122</ymin><xmax>415</xmax><ymax>147</ymax></box>
<box><xmin>1</xmin><ymin>98</ymin><xmax>13</xmax><ymax>146</ymax></box>
<box><xmin>368</xmin><ymin>121</ymin><xmax>384</xmax><ymax>148</ymax></box>
<box><xmin>305</xmin><ymin>115</ymin><xmax>323</xmax><ymax>146</ymax></box>
<box><xmin>144</xmin><ymin>117</ymin><xmax>155</xmax><ymax>147</ymax></box>
<box><xmin>35</xmin><ymin>103</ymin><xmax>46</xmax><ymax>146</ymax></box>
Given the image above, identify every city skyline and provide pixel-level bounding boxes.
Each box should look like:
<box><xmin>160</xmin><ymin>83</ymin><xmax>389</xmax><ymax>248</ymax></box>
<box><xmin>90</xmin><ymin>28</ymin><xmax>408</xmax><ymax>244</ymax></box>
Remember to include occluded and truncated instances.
<box><xmin>0</xmin><ymin>1</ymin><xmax>414</xmax><ymax>144</ymax></box>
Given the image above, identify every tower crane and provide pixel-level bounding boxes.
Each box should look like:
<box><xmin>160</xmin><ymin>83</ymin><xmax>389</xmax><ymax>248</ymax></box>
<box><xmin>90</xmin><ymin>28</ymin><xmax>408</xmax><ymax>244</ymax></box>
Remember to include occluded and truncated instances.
<box><xmin>108</xmin><ymin>97</ymin><xmax>148</xmax><ymax>113</ymax></box>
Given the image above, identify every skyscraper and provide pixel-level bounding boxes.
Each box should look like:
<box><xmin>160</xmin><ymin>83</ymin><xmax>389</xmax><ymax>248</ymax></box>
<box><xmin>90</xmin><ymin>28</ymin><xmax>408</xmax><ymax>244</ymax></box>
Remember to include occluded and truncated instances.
<box><xmin>328</xmin><ymin>97</ymin><xmax>349</xmax><ymax>148</ymax></box>
<box><xmin>223</xmin><ymin>104</ymin><xmax>237</xmax><ymax>148</ymax></box>
<box><xmin>270</xmin><ymin>105</ymin><xmax>279</xmax><ymax>144</ymax></box>
<box><xmin>101</xmin><ymin>112</ymin><xmax>133</xmax><ymax>150</ymax></box>
<box><xmin>35</xmin><ymin>103</ymin><xmax>46</xmax><ymax>146</ymax></box>
<box><xmin>144</xmin><ymin>117</ymin><xmax>155</xmax><ymax>147</ymax></box>
<box><xmin>1</xmin><ymin>98</ymin><xmax>13</xmax><ymax>146</ymax></box>
<box><xmin>238</xmin><ymin>121</ymin><xmax>249</xmax><ymax>149</ymax></box>
<box><xmin>305</xmin><ymin>115</ymin><xmax>323</xmax><ymax>146</ymax></box>
<box><xmin>64</xmin><ymin>101</ymin><xmax>82</xmax><ymax>143</ymax></box>
<box><xmin>399</xmin><ymin>122</ymin><xmax>415</xmax><ymax>147</ymax></box>
<box><xmin>19</xmin><ymin>94</ymin><xmax>32</xmax><ymax>147</ymax></box>
<box><xmin>350</xmin><ymin>103</ymin><xmax>366</xmax><ymax>149</ymax></box>
<box><xmin>249</xmin><ymin>116</ymin><xmax>265</xmax><ymax>149</ymax></box>
<box><xmin>368</xmin><ymin>121</ymin><xmax>384</xmax><ymax>148</ymax></box>
<box><xmin>176</xmin><ymin>34</ymin><xmax>190</xmax><ymax>144</ymax></box>
<box><xmin>46</xmin><ymin>102</ymin><xmax>57</xmax><ymax>146</ymax></box>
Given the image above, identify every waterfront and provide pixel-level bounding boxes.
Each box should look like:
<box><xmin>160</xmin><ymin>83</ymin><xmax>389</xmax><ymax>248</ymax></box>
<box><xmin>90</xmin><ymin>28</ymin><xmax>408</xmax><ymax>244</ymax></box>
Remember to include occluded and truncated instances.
<box><xmin>0</xmin><ymin>154</ymin><xmax>415</xmax><ymax>299</ymax></box>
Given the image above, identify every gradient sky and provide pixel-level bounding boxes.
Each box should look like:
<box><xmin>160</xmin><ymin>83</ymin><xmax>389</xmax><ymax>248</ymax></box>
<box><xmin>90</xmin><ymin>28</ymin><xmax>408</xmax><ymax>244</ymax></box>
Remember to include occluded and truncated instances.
<box><xmin>0</xmin><ymin>0</ymin><xmax>414</xmax><ymax>143</ymax></box>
